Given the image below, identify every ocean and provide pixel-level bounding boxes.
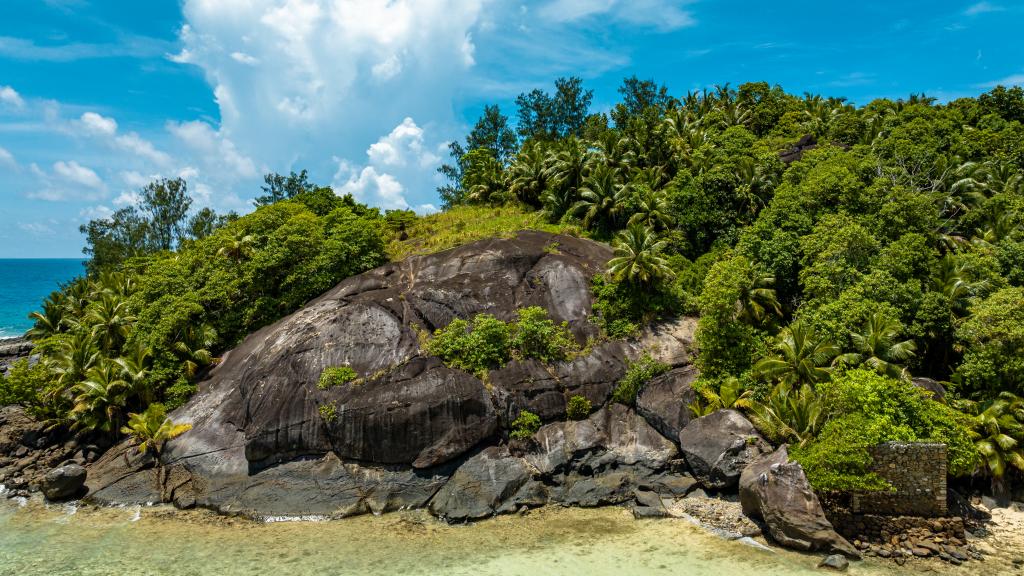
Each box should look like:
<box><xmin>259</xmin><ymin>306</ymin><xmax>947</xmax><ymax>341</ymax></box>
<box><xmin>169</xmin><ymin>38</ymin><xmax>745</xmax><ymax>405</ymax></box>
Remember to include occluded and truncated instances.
<box><xmin>0</xmin><ymin>259</ymin><xmax>86</xmax><ymax>339</ymax></box>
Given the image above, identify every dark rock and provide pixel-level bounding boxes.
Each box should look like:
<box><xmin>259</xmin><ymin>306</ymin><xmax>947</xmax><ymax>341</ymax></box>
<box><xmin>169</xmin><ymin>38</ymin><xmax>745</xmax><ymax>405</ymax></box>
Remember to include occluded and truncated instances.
<box><xmin>911</xmin><ymin>377</ymin><xmax>946</xmax><ymax>401</ymax></box>
<box><xmin>428</xmin><ymin>446</ymin><xmax>545</xmax><ymax>521</ymax></box>
<box><xmin>678</xmin><ymin>409</ymin><xmax>770</xmax><ymax>491</ymax></box>
<box><xmin>740</xmin><ymin>446</ymin><xmax>859</xmax><ymax>559</ymax></box>
<box><xmin>0</xmin><ymin>406</ymin><xmax>47</xmax><ymax>456</ymax></box>
<box><xmin>779</xmin><ymin>134</ymin><xmax>817</xmax><ymax>163</ymax></box>
<box><xmin>41</xmin><ymin>463</ymin><xmax>86</xmax><ymax>501</ymax></box>
<box><xmin>636</xmin><ymin>365</ymin><xmax>698</xmax><ymax>442</ymax></box>
<box><xmin>818</xmin><ymin>554</ymin><xmax>850</xmax><ymax>571</ymax></box>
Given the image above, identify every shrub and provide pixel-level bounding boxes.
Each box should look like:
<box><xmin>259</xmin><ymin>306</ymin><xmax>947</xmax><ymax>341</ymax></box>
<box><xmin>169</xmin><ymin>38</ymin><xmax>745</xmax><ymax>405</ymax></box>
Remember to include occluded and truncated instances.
<box><xmin>590</xmin><ymin>275</ymin><xmax>680</xmax><ymax>339</ymax></box>
<box><xmin>510</xmin><ymin>410</ymin><xmax>542</xmax><ymax>439</ymax></box>
<box><xmin>0</xmin><ymin>359</ymin><xmax>57</xmax><ymax>418</ymax></box>
<box><xmin>511</xmin><ymin>306</ymin><xmax>578</xmax><ymax>362</ymax></box>
<box><xmin>566</xmin><ymin>395</ymin><xmax>592</xmax><ymax>420</ymax></box>
<box><xmin>612</xmin><ymin>354</ymin><xmax>670</xmax><ymax>405</ymax></box>
<box><xmin>427</xmin><ymin>314</ymin><xmax>511</xmax><ymax>375</ymax></box>
<box><xmin>318</xmin><ymin>365</ymin><xmax>357</xmax><ymax>389</ymax></box>
<box><xmin>318</xmin><ymin>401</ymin><xmax>338</xmax><ymax>423</ymax></box>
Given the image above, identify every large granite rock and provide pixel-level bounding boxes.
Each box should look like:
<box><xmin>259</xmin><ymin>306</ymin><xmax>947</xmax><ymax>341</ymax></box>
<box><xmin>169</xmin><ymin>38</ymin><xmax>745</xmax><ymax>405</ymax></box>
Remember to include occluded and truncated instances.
<box><xmin>428</xmin><ymin>446</ymin><xmax>545</xmax><ymax>521</ymax></box>
<box><xmin>41</xmin><ymin>463</ymin><xmax>86</xmax><ymax>501</ymax></box>
<box><xmin>678</xmin><ymin>409</ymin><xmax>770</xmax><ymax>491</ymax></box>
<box><xmin>740</xmin><ymin>446</ymin><xmax>859</xmax><ymax>559</ymax></box>
<box><xmin>637</xmin><ymin>365</ymin><xmax>699</xmax><ymax>442</ymax></box>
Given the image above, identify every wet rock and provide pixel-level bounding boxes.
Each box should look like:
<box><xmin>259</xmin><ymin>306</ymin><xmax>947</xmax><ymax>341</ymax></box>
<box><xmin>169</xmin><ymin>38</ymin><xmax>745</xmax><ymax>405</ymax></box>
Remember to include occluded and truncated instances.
<box><xmin>740</xmin><ymin>446</ymin><xmax>859</xmax><ymax>559</ymax></box>
<box><xmin>41</xmin><ymin>463</ymin><xmax>86</xmax><ymax>501</ymax></box>
<box><xmin>428</xmin><ymin>446</ymin><xmax>545</xmax><ymax>521</ymax></box>
<box><xmin>678</xmin><ymin>409</ymin><xmax>770</xmax><ymax>491</ymax></box>
<box><xmin>818</xmin><ymin>554</ymin><xmax>849</xmax><ymax>571</ymax></box>
<box><xmin>636</xmin><ymin>365</ymin><xmax>699</xmax><ymax>442</ymax></box>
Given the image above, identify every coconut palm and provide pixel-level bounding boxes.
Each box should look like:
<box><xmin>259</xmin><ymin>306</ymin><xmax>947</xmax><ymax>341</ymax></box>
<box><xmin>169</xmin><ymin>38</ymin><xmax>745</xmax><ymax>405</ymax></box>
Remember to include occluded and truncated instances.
<box><xmin>121</xmin><ymin>403</ymin><xmax>192</xmax><ymax>458</ymax></box>
<box><xmin>27</xmin><ymin>291</ymin><xmax>67</xmax><ymax>339</ymax></box>
<box><xmin>217</xmin><ymin>232</ymin><xmax>256</xmax><ymax>260</ymax></box>
<box><xmin>745</xmin><ymin>382</ymin><xmax>825</xmax><ymax>446</ymax></box>
<box><xmin>930</xmin><ymin>254</ymin><xmax>990</xmax><ymax>320</ymax></box>
<box><xmin>85</xmin><ymin>294</ymin><xmax>135</xmax><ymax>353</ymax></box>
<box><xmin>754</xmin><ymin>320</ymin><xmax>839</xmax><ymax>388</ymax></box>
<box><xmin>733</xmin><ymin>157</ymin><xmax>776</xmax><ymax>219</ymax></box>
<box><xmin>507</xmin><ymin>142</ymin><xmax>550</xmax><ymax>207</ymax></box>
<box><xmin>70</xmin><ymin>359</ymin><xmax>130</xmax><ymax>434</ymax></box>
<box><xmin>835</xmin><ymin>312</ymin><xmax>917</xmax><ymax>380</ymax></box>
<box><xmin>174</xmin><ymin>324</ymin><xmax>218</xmax><ymax>379</ymax></box>
<box><xmin>115</xmin><ymin>340</ymin><xmax>153</xmax><ymax>404</ymax></box>
<box><xmin>593</xmin><ymin>132</ymin><xmax>636</xmax><ymax>173</ymax></box>
<box><xmin>688</xmin><ymin>377</ymin><xmax>753</xmax><ymax>417</ymax></box>
<box><xmin>50</xmin><ymin>331</ymin><xmax>100</xmax><ymax>392</ymax></box>
<box><xmin>734</xmin><ymin>263</ymin><xmax>782</xmax><ymax>327</ymax></box>
<box><xmin>970</xmin><ymin>393</ymin><xmax>1024</xmax><ymax>501</ymax></box>
<box><xmin>571</xmin><ymin>164</ymin><xmax>626</xmax><ymax>234</ymax></box>
<box><xmin>543</xmin><ymin>137</ymin><xmax>594</xmax><ymax>202</ymax></box>
<box><xmin>627</xmin><ymin>185</ymin><xmax>672</xmax><ymax>230</ymax></box>
<box><xmin>607</xmin><ymin>224</ymin><xmax>674</xmax><ymax>286</ymax></box>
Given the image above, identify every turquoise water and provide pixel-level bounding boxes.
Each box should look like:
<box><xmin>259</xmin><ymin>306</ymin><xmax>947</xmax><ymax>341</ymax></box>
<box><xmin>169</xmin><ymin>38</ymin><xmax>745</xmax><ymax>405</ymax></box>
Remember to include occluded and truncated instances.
<box><xmin>0</xmin><ymin>500</ymin><xmax>927</xmax><ymax>576</ymax></box>
<box><xmin>0</xmin><ymin>259</ymin><xmax>85</xmax><ymax>338</ymax></box>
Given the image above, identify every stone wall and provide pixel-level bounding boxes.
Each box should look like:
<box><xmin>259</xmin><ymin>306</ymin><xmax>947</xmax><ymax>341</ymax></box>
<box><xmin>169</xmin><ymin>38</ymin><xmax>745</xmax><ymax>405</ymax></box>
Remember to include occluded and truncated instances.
<box><xmin>853</xmin><ymin>442</ymin><xmax>947</xmax><ymax>517</ymax></box>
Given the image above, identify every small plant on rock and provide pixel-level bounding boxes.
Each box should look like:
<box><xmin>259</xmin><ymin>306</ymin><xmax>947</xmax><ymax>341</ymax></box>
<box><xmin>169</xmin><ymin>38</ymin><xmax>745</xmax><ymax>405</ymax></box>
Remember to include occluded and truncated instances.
<box><xmin>612</xmin><ymin>354</ymin><xmax>669</xmax><ymax>406</ymax></box>
<box><xmin>318</xmin><ymin>365</ymin><xmax>357</xmax><ymax>389</ymax></box>
<box><xmin>566</xmin><ymin>395</ymin><xmax>592</xmax><ymax>420</ymax></box>
<box><xmin>510</xmin><ymin>410</ymin><xmax>542</xmax><ymax>439</ymax></box>
<box><xmin>319</xmin><ymin>401</ymin><xmax>338</xmax><ymax>423</ymax></box>
<box><xmin>511</xmin><ymin>306</ymin><xmax>578</xmax><ymax>362</ymax></box>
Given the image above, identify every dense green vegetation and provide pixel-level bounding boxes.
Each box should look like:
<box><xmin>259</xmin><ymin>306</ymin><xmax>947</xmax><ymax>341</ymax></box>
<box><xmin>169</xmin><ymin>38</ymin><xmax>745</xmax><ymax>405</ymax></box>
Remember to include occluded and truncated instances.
<box><xmin>4</xmin><ymin>76</ymin><xmax>1024</xmax><ymax>497</ymax></box>
<box><xmin>434</xmin><ymin>78</ymin><xmax>1024</xmax><ymax>494</ymax></box>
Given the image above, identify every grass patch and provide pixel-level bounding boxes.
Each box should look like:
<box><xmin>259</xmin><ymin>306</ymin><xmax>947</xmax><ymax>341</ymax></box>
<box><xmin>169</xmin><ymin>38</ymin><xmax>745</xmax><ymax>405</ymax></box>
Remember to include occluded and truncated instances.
<box><xmin>387</xmin><ymin>204</ymin><xmax>579</xmax><ymax>261</ymax></box>
<box><xmin>318</xmin><ymin>366</ymin><xmax>357</xmax><ymax>389</ymax></box>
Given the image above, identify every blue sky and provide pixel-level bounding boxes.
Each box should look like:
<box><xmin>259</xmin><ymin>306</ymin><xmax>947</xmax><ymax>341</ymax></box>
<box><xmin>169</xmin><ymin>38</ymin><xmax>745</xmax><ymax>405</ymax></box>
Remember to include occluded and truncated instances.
<box><xmin>1</xmin><ymin>0</ymin><xmax>1021</xmax><ymax>258</ymax></box>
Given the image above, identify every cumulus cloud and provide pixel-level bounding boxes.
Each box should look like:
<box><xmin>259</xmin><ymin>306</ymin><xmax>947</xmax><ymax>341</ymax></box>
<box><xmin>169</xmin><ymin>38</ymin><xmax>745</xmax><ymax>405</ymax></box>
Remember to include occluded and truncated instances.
<box><xmin>18</xmin><ymin>222</ymin><xmax>56</xmax><ymax>236</ymax></box>
<box><xmin>965</xmin><ymin>1</ymin><xmax>1003</xmax><ymax>16</ymax></box>
<box><xmin>53</xmin><ymin>160</ymin><xmax>104</xmax><ymax>190</ymax></box>
<box><xmin>27</xmin><ymin>160</ymin><xmax>106</xmax><ymax>201</ymax></box>
<box><xmin>77</xmin><ymin>111</ymin><xmax>173</xmax><ymax>166</ymax></box>
<box><xmin>172</xmin><ymin>0</ymin><xmax>487</xmax><ymax>207</ymax></box>
<box><xmin>79</xmin><ymin>111</ymin><xmax>118</xmax><ymax>135</ymax></box>
<box><xmin>167</xmin><ymin>119</ymin><xmax>257</xmax><ymax>178</ymax></box>
<box><xmin>0</xmin><ymin>147</ymin><xmax>14</xmax><ymax>167</ymax></box>
<box><xmin>0</xmin><ymin>85</ymin><xmax>24</xmax><ymax>108</ymax></box>
<box><xmin>367</xmin><ymin>117</ymin><xmax>441</xmax><ymax>168</ymax></box>
<box><xmin>78</xmin><ymin>205</ymin><xmax>114</xmax><ymax>220</ymax></box>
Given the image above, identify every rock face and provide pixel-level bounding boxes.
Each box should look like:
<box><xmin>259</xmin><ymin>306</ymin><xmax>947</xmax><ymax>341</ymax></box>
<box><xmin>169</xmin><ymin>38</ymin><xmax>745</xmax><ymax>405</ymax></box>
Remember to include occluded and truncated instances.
<box><xmin>0</xmin><ymin>336</ymin><xmax>33</xmax><ymax>375</ymax></box>
<box><xmin>739</xmin><ymin>446</ymin><xmax>859</xmax><ymax>559</ymax></box>
<box><xmin>678</xmin><ymin>409</ymin><xmax>770</xmax><ymax>491</ymax></box>
<box><xmin>85</xmin><ymin>231</ymin><xmax>698</xmax><ymax>518</ymax></box>
<box><xmin>41</xmin><ymin>463</ymin><xmax>86</xmax><ymax>501</ymax></box>
<box><xmin>637</xmin><ymin>365</ymin><xmax>698</xmax><ymax>442</ymax></box>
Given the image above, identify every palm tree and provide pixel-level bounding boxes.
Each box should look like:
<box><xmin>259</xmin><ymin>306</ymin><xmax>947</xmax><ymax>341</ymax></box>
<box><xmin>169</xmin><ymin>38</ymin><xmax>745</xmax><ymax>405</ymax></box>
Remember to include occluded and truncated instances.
<box><xmin>27</xmin><ymin>291</ymin><xmax>67</xmax><ymax>339</ymax></box>
<box><xmin>572</xmin><ymin>164</ymin><xmax>626</xmax><ymax>234</ymax></box>
<box><xmin>50</xmin><ymin>331</ymin><xmax>100</xmax><ymax>392</ymax></box>
<box><xmin>173</xmin><ymin>324</ymin><xmax>218</xmax><ymax>379</ymax></box>
<box><xmin>835</xmin><ymin>312</ymin><xmax>917</xmax><ymax>380</ymax></box>
<box><xmin>734</xmin><ymin>263</ymin><xmax>782</xmax><ymax>327</ymax></box>
<box><xmin>733</xmin><ymin>157</ymin><xmax>776</xmax><ymax>219</ymax></box>
<box><xmin>217</xmin><ymin>232</ymin><xmax>256</xmax><ymax>260</ymax></box>
<box><xmin>85</xmin><ymin>294</ymin><xmax>135</xmax><ymax>353</ymax></box>
<box><xmin>507</xmin><ymin>142</ymin><xmax>550</xmax><ymax>207</ymax></box>
<box><xmin>930</xmin><ymin>254</ymin><xmax>990</xmax><ymax>320</ymax></box>
<box><xmin>607</xmin><ymin>224</ymin><xmax>674</xmax><ymax>286</ymax></box>
<box><xmin>70</xmin><ymin>359</ymin><xmax>130</xmax><ymax>434</ymax></box>
<box><xmin>115</xmin><ymin>340</ymin><xmax>153</xmax><ymax>404</ymax></box>
<box><xmin>543</xmin><ymin>137</ymin><xmax>594</xmax><ymax>209</ymax></box>
<box><xmin>754</xmin><ymin>320</ymin><xmax>839</xmax><ymax>388</ymax></box>
<box><xmin>745</xmin><ymin>382</ymin><xmax>825</xmax><ymax>447</ymax></box>
<box><xmin>593</xmin><ymin>132</ymin><xmax>636</xmax><ymax>173</ymax></box>
<box><xmin>688</xmin><ymin>377</ymin><xmax>753</xmax><ymax>417</ymax></box>
<box><xmin>121</xmin><ymin>403</ymin><xmax>192</xmax><ymax>458</ymax></box>
<box><xmin>627</xmin><ymin>185</ymin><xmax>672</xmax><ymax>230</ymax></box>
<box><xmin>970</xmin><ymin>393</ymin><xmax>1024</xmax><ymax>502</ymax></box>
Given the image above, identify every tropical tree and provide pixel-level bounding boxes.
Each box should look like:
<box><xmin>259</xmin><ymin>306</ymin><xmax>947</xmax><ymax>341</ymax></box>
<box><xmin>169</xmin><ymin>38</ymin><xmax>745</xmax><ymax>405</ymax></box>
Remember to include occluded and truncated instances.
<box><xmin>734</xmin><ymin>263</ymin><xmax>782</xmax><ymax>327</ymax></box>
<box><xmin>50</xmin><ymin>331</ymin><xmax>100</xmax><ymax>392</ymax></box>
<box><xmin>173</xmin><ymin>324</ymin><xmax>218</xmax><ymax>379</ymax></box>
<box><xmin>969</xmin><ymin>393</ymin><xmax>1024</xmax><ymax>501</ymax></box>
<box><xmin>754</xmin><ymin>320</ymin><xmax>839</xmax><ymax>387</ymax></box>
<box><xmin>507</xmin><ymin>142</ymin><xmax>550</xmax><ymax>207</ymax></box>
<box><xmin>85</xmin><ymin>294</ymin><xmax>135</xmax><ymax>353</ymax></box>
<box><xmin>745</xmin><ymin>382</ymin><xmax>825</xmax><ymax>447</ymax></box>
<box><xmin>217</xmin><ymin>232</ymin><xmax>256</xmax><ymax>260</ymax></box>
<box><xmin>931</xmin><ymin>253</ymin><xmax>990</xmax><ymax>320</ymax></box>
<box><xmin>572</xmin><ymin>164</ymin><xmax>626</xmax><ymax>234</ymax></box>
<box><xmin>121</xmin><ymin>403</ymin><xmax>192</xmax><ymax>458</ymax></box>
<box><xmin>69</xmin><ymin>359</ymin><xmax>130</xmax><ymax>434</ymax></box>
<box><xmin>835</xmin><ymin>312</ymin><xmax>917</xmax><ymax>380</ymax></box>
<box><xmin>607</xmin><ymin>224</ymin><xmax>674</xmax><ymax>287</ymax></box>
<box><xmin>689</xmin><ymin>377</ymin><xmax>753</xmax><ymax>417</ymax></box>
<box><xmin>627</xmin><ymin>185</ymin><xmax>672</xmax><ymax>230</ymax></box>
<box><xmin>28</xmin><ymin>291</ymin><xmax>68</xmax><ymax>339</ymax></box>
<box><xmin>115</xmin><ymin>340</ymin><xmax>153</xmax><ymax>404</ymax></box>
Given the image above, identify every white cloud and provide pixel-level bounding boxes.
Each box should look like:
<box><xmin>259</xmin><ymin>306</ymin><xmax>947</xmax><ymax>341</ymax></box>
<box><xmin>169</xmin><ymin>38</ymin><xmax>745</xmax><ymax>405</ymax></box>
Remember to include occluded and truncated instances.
<box><xmin>980</xmin><ymin>73</ymin><xmax>1024</xmax><ymax>88</ymax></box>
<box><xmin>0</xmin><ymin>85</ymin><xmax>24</xmax><ymax>108</ymax></box>
<box><xmin>167</xmin><ymin>119</ymin><xmax>257</xmax><ymax>178</ymax></box>
<box><xmin>230</xmin><ymin>51</ymin><xmax>259</xmax><ymax>65</ymax></box>
<box><xmin>0</xmin><ymin>147</ymin><xmax>14</xmax><ymax>167</ymax></box>
<box><xmin>334</xmin><ymin>163</ymin><xmax>409</xmax><ymax>210</ymax></box>
<box><xmin>18</xmin><ymin>222</ymin><xmax>56</xmax><ymax>236</ymax></box>
<box><xmin>78</xmin><ymin>205</ymin><xmax>114</xmax><ymax>220</ymax></box>
<box><xmin>53</xmin><ymin>160</ymin><xmax>104</xmax><ymax>190</ymax></box>
<box><xmin>367</xmin><ymin>117</ymin><xmax>440</xmax><ymax>168</ymax></box>
<box><xmin>79</xmin><ymin>111</ymin><xmax>118</xmax><ymax>135</ymax></box>
<box><xmin>965</xmin><ymin>1</ymin><xmax>1003</xmax><ymax>15</ymax></box>
<box><xmin>538</xmin><ymin>0</ymin><xmax>696</xmax><ymax>31</ymax></box>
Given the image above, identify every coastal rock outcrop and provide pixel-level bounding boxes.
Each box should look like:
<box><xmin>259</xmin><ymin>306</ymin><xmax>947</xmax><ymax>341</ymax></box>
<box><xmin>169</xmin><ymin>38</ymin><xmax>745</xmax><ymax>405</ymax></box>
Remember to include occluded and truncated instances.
<box><xmin>85</xmin><ymin>231</ymin><xmax>698</xmax><ymax>518</ymax></box>
<box><xmin>739</xmin><ymin>446</ymin><xmax>859</xmax><ymax>559</ymax></box>
<box><xmin>41</xmin><ymin>463</ymin><xmax>86</xmax><ymax>501</ymax></box>
<box><xmin>636</xmin><ymin>365</ymin><xmax>698</xmax><ymax>442</ymax></box>
<box><xmin>678</xmin><ymin>409</ymin><xmax>770</xmax><ymax>491</ymax></box>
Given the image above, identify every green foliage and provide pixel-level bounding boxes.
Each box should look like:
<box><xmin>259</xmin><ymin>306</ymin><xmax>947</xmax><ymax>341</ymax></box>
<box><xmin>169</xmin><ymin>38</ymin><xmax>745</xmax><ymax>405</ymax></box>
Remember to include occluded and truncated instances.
<box><xmin>318</xmin><ymin>366</ymin><xmax>357</xmax><ymax>390</ymax></box>
<box><xmin>955</xmin><ymin>287</ymin><xmax>1024</xmax><ymax>396</ymax></box>
<box><xmin>121</xmin><ymin>403</ymin><xmax>192</xmax><ymax>457</ymax></box>
<box><xmin>566</xmin><ymin>395</ymin><xmax>592</xmax><ymax>420</ymax></box>
<box><xmin>612</xmin><ymin>354</ymin><xmax>670</xmax><ymax>406</ymax></box>
<box><xmin>510</xmin><ymin>307</ymin><xmax>578</xmax><ymax>363</ymax></box>
<box><xmin>590</xmin><ymin>275</ymin><xmax>680</xmax><ymax>339</ymax></box>
<box><xmin>427</xmin><ymin>307</ymin><xmax>579</xmax><ymax>374</ymax></box>
<box><xmin>689</xmin><ymin>376</ymin><xmax>752</xmax><ymax>417</ymax></box>
<box><xmin>510</xmin><ymin>410</ymin><xmax>542</xmax><ymax>439</ymax></box>
<box><xmin>0</xmin><ymin>359</ymin><xmax>56</xmax><ymax>418</ymax></box>
<box><xmin>318</xmin><ymin>401</ymin><xmax>338</xmax><ymax>423</ymax></box>
<box><xmin>790</xmin><ymin>369</ymin><xmax>977</xmax><ymax>491</ymax></box>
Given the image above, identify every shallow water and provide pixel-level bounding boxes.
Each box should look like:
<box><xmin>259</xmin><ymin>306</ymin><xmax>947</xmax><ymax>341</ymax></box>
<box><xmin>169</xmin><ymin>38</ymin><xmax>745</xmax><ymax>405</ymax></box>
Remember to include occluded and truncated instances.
<box><xmin>0</xmin><ymin>497</ymin><xmax>941</xmax><ymax>576</ymax></box>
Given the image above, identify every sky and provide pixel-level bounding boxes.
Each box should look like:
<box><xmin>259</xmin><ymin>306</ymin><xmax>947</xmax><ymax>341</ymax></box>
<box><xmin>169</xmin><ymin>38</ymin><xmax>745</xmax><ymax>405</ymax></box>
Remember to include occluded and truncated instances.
<box><xmin>0</xmin><ymin>0</ymin><xmax>1022</xmax><ymax>258</ymax></box>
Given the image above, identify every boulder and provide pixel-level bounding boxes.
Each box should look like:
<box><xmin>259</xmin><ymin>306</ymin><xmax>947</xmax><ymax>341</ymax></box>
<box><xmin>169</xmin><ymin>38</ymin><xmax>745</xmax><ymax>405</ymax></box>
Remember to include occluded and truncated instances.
<box><xmin>637</xmin><ymin>365</ymin><xmax>699</xmax><ymax>441</ymax></box>
<box><xmin>41</xmin><ymin>463</ymin><xmax>86</xmax><ymax>501</ymax></box>
<box><xmin>912</xmin><ymin>377</ymin><xmax>946</xmax><ymax>401</ymax></box>
<box><xmin>678</xmin><ymin>409</ymin><xmax>770</xmax><ymax>491</ymax></box>
<box><xmin>428</xmin><ymin>446</ymin><xmax>545</xmax><ymax>520</ymax></box>
<box><xmin>818</xmin><ymin>554</ymin><xmax>850</xmax><ymax>571</ymax></box>
<box><xmin>739</xmin><ymin>446</ymin><xmax>859</xmax><ymax>559</ymax></box>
